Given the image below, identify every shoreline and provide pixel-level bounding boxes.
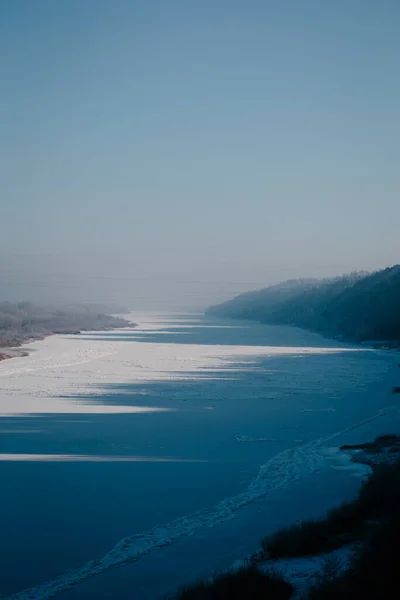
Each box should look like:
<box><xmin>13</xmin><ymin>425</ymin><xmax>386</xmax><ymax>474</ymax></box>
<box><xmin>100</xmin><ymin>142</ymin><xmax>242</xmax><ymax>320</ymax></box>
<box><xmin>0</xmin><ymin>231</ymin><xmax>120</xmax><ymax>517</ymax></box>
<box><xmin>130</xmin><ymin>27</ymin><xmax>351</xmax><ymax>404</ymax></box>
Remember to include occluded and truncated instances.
<box><xmin>0</xmin><ymin>321</ymin><xmax>136</xmax><ymax>364</ymax></box>
<box><xmin>206</xmin><ymin>312</ymin><xmax>400</xmax><ymax>352</ymax></box>
<box><xmin>0</xmin><ymin>348</ymin><xmax>30</xmax><ymax>362</ymax></box>
<box><xmin>0</xmin><ymin>332</ymin><xmax>56</xmax><ymax>362</ymax></box>
<box><xmin>175</xmin><ymin>432</ymin><xmax>400</xmax><ymax>600</ymax></box>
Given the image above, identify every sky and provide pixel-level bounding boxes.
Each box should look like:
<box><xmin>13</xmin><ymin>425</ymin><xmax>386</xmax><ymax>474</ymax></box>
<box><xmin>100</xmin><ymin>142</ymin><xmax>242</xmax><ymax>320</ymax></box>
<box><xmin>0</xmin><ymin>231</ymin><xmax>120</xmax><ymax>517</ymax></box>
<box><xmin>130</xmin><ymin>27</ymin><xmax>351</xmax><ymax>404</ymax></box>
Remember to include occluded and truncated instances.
<box><xmin>1</xmin><ymin>0</ymin><xmax>399</xmax><ymax>308</ymax></box>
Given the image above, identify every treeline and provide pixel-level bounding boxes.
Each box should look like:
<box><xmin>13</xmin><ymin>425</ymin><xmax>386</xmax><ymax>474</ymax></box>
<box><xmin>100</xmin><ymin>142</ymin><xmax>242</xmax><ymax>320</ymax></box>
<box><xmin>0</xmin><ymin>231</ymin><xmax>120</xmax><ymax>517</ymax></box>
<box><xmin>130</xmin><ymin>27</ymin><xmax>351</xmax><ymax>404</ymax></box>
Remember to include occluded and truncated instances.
<box><xmin>207</xmin><ymin>265</ymin><xmax>400</xmax><ymax>342</ymax></box>
<box><xmin>0</xmin><ymin>302</ymin><xmax>130</xmax><ymax>347</ymax></box>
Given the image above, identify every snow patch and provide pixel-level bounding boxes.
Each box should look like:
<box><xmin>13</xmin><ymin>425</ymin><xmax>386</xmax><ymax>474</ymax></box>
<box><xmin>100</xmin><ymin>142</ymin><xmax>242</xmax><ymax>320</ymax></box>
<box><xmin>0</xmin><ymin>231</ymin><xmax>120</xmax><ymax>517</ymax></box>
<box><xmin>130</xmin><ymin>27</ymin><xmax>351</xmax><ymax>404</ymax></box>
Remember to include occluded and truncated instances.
<box><xmin>262</xmin><ymin>544</ymin><xmax>355</xmax><ymax>599</ymax></box>
<box><xmin>302</xmin><ymin>408</ymin><xmax>336</xmax><ymax>413</ymax></box>
<box><xmin>235</xmin><ymin>436</ymin><xmax>279</xmax><ymax>443</ymax></box>
<box><xmin>0</xmin><ymin>454</ymin><xmax>208</xmax><ymax>463</ymax></box>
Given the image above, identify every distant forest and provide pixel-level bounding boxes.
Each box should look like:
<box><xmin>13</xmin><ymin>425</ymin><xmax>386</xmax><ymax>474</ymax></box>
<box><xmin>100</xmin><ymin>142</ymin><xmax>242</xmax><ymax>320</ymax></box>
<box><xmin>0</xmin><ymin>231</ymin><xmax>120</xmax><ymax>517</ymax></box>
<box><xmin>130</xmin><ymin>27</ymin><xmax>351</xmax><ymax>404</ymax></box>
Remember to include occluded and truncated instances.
<box><xmin>207</xmin><ymin>265</ymin><xmax>400</xmax><ymax>343</ymax></box>
<box><xmin>0</xmin><ymin>302</ymin><xmax>130</xmax><ymax>347</ymax></box>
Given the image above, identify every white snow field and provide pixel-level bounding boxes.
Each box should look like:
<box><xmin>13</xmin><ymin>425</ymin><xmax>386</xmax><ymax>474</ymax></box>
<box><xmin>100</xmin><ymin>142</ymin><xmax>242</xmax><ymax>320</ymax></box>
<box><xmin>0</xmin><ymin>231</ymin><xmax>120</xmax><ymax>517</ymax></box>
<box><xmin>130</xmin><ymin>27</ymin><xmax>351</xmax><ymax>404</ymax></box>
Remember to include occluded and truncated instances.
<box><xmin>0</xmin><ymin>313</ymin><xmax>398</xmax><ymax>599</ymax></box>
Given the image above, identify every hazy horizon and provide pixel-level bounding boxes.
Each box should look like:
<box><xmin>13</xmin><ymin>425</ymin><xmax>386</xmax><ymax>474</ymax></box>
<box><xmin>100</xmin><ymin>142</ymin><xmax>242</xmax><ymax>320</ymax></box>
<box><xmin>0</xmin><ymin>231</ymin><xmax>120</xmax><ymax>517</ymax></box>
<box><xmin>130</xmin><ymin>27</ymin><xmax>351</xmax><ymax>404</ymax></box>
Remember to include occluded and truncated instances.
<box><xmin>0</xmin><ymin>253</ymin><xmax>397</xmax><ymax>310</ymax></box>
<box><xmin>1</xmin><ymin>1</ymin><xmax>399</xmax><ymax>309</ymax></box>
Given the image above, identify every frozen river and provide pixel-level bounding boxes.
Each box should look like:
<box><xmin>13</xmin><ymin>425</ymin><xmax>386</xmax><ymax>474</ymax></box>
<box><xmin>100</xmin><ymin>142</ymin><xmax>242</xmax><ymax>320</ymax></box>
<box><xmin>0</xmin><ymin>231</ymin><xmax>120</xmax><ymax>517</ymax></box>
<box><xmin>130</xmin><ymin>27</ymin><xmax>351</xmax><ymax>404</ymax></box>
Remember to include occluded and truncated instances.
<box><xmin>0</xmin><ymin>313</ymin><xmax>398</xmax><ymax>599</ymax></box>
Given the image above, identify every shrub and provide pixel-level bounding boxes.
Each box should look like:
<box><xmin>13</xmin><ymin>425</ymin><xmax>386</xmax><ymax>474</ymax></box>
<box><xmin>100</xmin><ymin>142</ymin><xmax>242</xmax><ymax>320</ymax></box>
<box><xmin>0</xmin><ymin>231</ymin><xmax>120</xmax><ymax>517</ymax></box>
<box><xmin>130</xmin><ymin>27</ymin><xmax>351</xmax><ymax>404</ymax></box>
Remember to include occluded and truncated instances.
<box><xmin>307</xmin><ymin>511</ymin><xmax>400</xmax><ymax>599</ymax></box>
<box><xmin>340</xmin><ymin>433</ymin><xmax>400</xmax><ymax>452</ymax></box>
<box><xmin>357</xmin><ymin>461</ymin><xmax>400</xmax><ymax>518</ymax></box>
<box><xmin>260</xmin><ymin>458</ymin><xmax>400</xmax><ymax>560</ymax></box>
<box><xmin>172</xmin><ymin>565</ymin><xmax>293</xmax><ymax>600</ymax></box>
<box><xmin>260</xmin><ymin>500</ymin><xmax>361</xmax><ymax>559</ymax></box>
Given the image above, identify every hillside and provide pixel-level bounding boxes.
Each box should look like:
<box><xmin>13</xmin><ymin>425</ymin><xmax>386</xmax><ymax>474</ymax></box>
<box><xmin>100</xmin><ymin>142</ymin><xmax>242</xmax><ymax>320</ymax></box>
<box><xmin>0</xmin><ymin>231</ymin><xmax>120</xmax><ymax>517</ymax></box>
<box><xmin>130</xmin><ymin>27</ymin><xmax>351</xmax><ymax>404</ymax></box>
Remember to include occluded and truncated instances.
<box><xmin>207</xmin><ymin>265</ymin><xmax>400</xmax><ymax>342</ymax></box>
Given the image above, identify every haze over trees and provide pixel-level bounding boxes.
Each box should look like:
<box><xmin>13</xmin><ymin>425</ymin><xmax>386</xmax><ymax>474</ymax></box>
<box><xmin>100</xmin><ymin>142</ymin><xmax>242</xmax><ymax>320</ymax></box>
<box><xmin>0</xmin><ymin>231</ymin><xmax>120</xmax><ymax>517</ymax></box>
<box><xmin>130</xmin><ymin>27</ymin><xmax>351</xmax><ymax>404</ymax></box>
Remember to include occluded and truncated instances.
<box><xmin>207</xmin><ymin>265</ymin><xmax>400</xmax><ymax>343</ymax></box>
<box><xmin>0</xmin><ymin>302</ymin><xmax>130</xmax><ymax>347</ymax></box>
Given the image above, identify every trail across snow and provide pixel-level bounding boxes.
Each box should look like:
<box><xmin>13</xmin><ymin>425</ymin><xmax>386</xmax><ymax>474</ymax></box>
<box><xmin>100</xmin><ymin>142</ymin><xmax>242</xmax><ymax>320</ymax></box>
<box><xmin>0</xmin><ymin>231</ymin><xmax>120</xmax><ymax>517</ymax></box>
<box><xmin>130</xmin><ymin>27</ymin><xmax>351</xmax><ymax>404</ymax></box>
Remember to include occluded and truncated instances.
<box><xmin>7</xmin><ymin>405</ymin><xmax>397</xmax><ymax>600</ymax></box>
<box><xmin>1</xmin><ymin>314</ymin><xmax>398</xmax><ymax>599</ymax></box>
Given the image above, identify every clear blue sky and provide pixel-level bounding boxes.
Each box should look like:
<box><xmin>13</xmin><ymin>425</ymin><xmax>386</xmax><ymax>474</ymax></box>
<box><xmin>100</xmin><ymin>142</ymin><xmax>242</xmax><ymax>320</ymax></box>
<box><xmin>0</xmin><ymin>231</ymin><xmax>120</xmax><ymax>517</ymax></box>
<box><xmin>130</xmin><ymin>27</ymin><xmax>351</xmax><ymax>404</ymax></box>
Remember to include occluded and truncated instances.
<box><xmin>1</xmin><ymin>0</ymin><xmax>399</xmax><ymax>307</ymax></box>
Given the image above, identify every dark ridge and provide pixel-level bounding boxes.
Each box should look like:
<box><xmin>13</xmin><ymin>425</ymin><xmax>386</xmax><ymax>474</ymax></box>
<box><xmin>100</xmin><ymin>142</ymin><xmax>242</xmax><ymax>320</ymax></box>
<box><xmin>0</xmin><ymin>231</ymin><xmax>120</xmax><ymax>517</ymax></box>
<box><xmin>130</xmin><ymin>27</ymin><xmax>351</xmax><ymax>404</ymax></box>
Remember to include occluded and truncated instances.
<box><xmin>206</xmin><ymin>265</ymin><xmax>400</xmax><ymax>343</ymax></box>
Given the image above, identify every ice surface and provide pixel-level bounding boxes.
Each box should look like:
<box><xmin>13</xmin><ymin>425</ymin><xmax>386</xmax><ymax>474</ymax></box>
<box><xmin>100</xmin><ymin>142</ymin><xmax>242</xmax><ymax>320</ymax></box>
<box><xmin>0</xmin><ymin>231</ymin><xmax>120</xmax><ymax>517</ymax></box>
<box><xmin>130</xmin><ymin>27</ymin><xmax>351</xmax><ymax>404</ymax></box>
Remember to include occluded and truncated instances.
<box><xmin>1</xmin><ymin>313</ymin><xmax>398</xmax><ymax>599</ymax></box>
<box><xmin>6</xmin><ymin>407</ymin><xmax>396</xmax><ymax>600</ymax></box>
<box><xmin>0</xmin><ymin>315</ymin><xmax>363</xmax><ymax>416</ymax></box>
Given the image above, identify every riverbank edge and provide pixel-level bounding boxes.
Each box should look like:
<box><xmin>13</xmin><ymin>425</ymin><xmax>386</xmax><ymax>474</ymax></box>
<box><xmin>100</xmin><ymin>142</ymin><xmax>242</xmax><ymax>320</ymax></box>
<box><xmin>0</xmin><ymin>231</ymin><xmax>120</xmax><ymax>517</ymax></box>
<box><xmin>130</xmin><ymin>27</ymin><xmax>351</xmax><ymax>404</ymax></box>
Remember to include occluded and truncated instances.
<box><xmin>0</xmin><ymin>320</ymin><xmax>136</xmax><ymax>364</ymax></box>
<box><xmin>173</xmin><ymin>435</ymin><xmax>400</xmax><ymax>599</ymax></box>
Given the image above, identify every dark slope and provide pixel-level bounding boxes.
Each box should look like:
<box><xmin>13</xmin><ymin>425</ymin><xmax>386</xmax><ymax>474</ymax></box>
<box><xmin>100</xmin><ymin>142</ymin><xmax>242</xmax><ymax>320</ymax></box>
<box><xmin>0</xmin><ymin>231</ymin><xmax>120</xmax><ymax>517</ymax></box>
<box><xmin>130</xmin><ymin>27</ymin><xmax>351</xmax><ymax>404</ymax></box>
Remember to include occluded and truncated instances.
<box><xmin>207</xmin><ymin>265</ymin><xmax>400</xmax><ymax>342</ymax></box>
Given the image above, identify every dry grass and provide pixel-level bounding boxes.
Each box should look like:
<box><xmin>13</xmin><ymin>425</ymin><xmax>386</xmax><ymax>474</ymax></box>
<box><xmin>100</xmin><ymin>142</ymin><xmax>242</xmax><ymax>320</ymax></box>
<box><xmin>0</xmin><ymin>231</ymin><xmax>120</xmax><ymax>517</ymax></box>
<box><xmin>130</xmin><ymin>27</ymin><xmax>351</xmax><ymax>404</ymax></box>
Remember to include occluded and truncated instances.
<box><xmin>260</xmin><ymin>457</ymin><xmax>400</xmax><ymax>560</ymax></box>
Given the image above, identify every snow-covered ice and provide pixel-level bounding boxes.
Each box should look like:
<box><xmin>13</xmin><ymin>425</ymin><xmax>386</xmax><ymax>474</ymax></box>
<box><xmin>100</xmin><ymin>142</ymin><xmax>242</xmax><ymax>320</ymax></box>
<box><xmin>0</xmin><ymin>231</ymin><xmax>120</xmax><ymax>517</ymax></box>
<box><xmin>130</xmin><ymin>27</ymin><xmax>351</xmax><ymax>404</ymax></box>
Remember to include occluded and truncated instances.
<box><xmin>0</xmin><ymin>313</ymin><xmax>398</xmax><ymax>599</ymax></box>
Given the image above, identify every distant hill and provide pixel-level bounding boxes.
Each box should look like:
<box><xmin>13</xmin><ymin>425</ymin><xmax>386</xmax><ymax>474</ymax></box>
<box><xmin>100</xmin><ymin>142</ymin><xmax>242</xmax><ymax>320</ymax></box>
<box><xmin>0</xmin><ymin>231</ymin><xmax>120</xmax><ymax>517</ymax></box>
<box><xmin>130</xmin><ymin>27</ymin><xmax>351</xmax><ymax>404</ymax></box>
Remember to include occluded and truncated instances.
<box><xmin>0</xmin><ymin>302</ymin><xmax>131</xmax><ymax>348</ymax></box>
<box><xmin>206</xmin><ymin>265</ymin><xmax>400</xmax><ymax>342</ymax></box>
